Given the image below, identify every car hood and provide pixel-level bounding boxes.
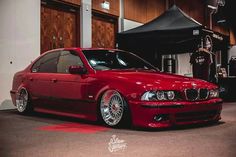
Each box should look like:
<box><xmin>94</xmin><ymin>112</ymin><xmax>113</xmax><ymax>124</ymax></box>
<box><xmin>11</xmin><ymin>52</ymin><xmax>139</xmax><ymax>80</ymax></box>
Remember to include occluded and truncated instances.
<box><xmin>96</xmin><ymin>70</ymin><xmax>216</xmax><ymax>90</ymax></box>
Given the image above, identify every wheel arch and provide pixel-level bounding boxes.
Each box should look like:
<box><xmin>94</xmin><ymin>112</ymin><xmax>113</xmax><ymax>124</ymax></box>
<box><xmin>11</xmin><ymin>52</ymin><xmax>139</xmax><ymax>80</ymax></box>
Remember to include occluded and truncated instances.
<box><xmin>95</xmin><ymin>86</ymin><xmax>133</xmax><ymax>125</ymax></box>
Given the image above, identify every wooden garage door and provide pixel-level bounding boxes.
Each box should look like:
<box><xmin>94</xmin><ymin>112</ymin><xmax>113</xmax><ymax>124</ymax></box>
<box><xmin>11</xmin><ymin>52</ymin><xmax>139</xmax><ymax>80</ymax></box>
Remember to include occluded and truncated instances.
<box><xmin>41</xmin><ymin>3</ymin><xmax>79</xmax><ymax>53</ymax></box>
<box><xmin>92</xmin><ymin>13</ymin><xmax>118</xmax><ymax>48</ymax></box>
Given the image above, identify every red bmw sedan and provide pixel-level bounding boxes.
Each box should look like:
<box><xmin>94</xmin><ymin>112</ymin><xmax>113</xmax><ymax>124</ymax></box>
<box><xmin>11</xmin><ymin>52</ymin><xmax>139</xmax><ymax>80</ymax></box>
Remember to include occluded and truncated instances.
<box><xmin>10</xmin><ymin>48</ymin><xmax>222</xmax><ymax>128</ymax></box>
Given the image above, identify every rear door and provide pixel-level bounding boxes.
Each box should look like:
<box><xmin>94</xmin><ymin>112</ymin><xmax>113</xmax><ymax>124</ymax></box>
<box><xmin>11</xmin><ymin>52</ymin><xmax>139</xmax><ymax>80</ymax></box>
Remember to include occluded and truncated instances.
<box><xmin>29</xmin><ymin>51</ymin><xmax>60</xmax><ymax>110</ymax></box>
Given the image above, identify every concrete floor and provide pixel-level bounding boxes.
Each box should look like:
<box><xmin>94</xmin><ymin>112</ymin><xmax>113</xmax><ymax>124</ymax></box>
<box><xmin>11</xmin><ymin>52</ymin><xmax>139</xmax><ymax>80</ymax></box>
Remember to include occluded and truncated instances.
<box><xmin>0</xmin><ymin>102</ymin><xmax>236</xmax><ymax>157</ymax></box>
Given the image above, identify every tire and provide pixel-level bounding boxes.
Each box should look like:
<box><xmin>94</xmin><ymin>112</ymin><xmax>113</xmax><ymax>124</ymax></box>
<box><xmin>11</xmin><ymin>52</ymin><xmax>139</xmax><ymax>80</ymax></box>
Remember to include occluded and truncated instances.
<box><xmin>16</xmin><ymin>88</ymin><xmax>33</xmax><ymax>114</ymax></box>
<box><xmin>99</xmin><ymin>90</ymin><xmax>130</xmax><ymax>127</ymax></box>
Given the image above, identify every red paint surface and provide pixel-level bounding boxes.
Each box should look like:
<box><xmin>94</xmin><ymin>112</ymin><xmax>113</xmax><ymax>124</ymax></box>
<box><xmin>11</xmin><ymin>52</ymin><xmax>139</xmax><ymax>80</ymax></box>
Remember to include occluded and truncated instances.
<box><xmin>36</xmin><ymin>123</ymin><xmax>110</xmax><ymax>134</ymax></box>
<box><xmin>10</xmin><ymin>48</ymin><xmax>223</xmax><ymax>128</ymax></box>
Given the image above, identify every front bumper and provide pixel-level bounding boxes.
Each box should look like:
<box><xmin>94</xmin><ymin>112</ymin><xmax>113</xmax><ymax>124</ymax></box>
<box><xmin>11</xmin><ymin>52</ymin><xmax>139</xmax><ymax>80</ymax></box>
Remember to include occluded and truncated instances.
<box><xmin>129</xmin><ymin>98</ymin><xmax>223</xmax><ymax>128</ymax></box>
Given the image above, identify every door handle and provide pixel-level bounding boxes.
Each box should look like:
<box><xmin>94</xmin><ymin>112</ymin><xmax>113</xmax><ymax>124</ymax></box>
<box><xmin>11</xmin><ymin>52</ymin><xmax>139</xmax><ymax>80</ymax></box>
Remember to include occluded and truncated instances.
<box><xmin>51</xmin><ymin>79</ymin><xmax>57</xmax><ymax>83</ymax></box>
<box><xmin>59</xmin><ymin>36</ymin><xmax>64</xmax><ymax>48</ymax></box>
<box><xmin>29</xmin><ymin>77</ymin><xmax>33</xmax><ymax>81</ymax></box>
<box><xmin>52</xmin><ymin>35</ymin><xmax>56</xmax><ymax>49</ymax></box>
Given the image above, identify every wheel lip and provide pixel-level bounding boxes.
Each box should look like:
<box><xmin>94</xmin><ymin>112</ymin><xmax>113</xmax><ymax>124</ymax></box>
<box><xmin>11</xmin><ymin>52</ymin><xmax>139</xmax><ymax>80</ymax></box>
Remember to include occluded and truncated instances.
<box><xmin>100</xmin><ymin>90</ymin><xmax>124</xmax><ymax>126</ymax></box>
<box><xmin>16</xmin><ymin>87</ymin><xmax>29</xmax><ymax>113</ymax></box>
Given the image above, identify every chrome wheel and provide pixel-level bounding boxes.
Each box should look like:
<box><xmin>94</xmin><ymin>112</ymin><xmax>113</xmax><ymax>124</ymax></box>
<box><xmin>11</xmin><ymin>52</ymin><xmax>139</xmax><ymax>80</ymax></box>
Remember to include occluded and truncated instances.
<box><xmin>16</xmin><ymin>88</ymin><xmax>29</xmax><ymax>113</ymax></box>
<box><xmin>100</xmin><ymin>90</ymin><xmax>124</xmax><ymax>126</ymax></box>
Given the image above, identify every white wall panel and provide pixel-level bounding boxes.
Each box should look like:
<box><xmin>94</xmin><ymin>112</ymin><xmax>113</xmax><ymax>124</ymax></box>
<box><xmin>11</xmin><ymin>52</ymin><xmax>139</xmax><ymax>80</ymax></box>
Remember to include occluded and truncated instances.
<box><xmin>0</xmin><ymin>0</ymin><xmax>40</xmax><ymax>105</ymax></box>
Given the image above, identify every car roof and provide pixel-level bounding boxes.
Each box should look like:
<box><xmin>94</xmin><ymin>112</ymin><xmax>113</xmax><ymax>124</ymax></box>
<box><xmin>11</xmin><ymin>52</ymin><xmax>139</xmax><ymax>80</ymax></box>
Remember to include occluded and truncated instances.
<box><xmin>42</xmin><ymin>47</ymin><xmax>121</xmax><ymax>54</ymax></box>
<box><xmin>80</xmin><ymin>48</ymin><xmax>118</xmax><ymax>51</ymax></box>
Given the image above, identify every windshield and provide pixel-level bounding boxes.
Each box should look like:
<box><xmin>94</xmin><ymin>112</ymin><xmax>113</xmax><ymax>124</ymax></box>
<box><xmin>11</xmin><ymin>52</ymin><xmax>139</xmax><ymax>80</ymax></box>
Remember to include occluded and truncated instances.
<box><xmin>82</xmin><ymin>50</ymin><xmax>158</xmax><ymax>71</ymax></box>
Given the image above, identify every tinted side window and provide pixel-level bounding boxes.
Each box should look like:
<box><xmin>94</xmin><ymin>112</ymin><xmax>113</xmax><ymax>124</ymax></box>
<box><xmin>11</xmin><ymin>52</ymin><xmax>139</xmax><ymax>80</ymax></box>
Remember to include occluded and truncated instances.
<box><xmin>57</xmin><ymin>50</ymin><xmax>84</xmax><ymax>73</ymax></box>
<box><xmin>32</xmin><ymin>51</ymin><xmax>60</xmax><ymax>73</ymax></box>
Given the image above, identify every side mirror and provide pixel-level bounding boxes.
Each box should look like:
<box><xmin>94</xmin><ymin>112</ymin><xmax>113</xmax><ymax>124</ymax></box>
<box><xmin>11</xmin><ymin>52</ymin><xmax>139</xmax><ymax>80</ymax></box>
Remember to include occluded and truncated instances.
<box><xmin>69</xmin><ymin>65</ymin><xmax>87</xmax><ymax>75</ymax></box>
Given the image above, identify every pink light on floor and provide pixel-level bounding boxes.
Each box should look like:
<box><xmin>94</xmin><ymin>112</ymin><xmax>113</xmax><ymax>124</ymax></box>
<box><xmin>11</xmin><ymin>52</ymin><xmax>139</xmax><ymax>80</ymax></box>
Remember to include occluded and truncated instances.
<box><xmin>36</xmin><ymin>122</ymin><xmax>110</xmax><ymax>134</ymax></box>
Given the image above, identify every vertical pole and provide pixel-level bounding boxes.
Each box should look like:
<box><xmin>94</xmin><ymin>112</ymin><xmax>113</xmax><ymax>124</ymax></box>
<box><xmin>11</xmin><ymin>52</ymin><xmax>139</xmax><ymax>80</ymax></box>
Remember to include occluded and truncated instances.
<box><xmin>80</xmin><ymin>0</ymin><xmax>92</xmax><ymax>48</ymax></box>
<box><xmin>119</xmin><ymin>0</ymin><xmax>124</xmax><ymax>32</ymax></box>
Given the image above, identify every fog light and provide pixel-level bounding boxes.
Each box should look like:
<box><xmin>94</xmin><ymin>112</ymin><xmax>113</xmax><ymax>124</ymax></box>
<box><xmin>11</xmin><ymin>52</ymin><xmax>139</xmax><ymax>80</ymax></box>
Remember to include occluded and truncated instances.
<box><xmin>154</xmin><ymin>114</ymin><xmax>169</xmax><ymax>122</ymax></box>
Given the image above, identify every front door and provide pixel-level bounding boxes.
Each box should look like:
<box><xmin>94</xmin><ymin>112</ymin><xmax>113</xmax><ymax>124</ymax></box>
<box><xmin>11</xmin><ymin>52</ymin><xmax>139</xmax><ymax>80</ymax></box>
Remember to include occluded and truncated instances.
<box><xmin>41</xmin><ymin>1</ymin><xmax>79</xmax><ymax>53</ymax></box>
<box><xmin>92</xmin><ymin>13</ymin><xmax>118</xmax><ymax>48</ymax></box>
<box><xmin>49</xmin><ymin>50</ymin><xmax>95</xmax><ymax>119</ymax></box>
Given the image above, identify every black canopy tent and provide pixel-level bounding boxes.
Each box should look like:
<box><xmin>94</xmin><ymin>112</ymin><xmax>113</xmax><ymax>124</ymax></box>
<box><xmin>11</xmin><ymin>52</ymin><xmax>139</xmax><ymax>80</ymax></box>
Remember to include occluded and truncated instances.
<box><xmin>117</xmin><ymin>5</ymin><xmax>228</xmax><ymax>59</ymax></box>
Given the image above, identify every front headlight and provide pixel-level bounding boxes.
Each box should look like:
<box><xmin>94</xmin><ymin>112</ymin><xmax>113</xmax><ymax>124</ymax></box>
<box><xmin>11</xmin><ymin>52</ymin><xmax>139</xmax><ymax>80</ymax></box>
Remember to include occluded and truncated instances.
<box><xmin>141</xmin><ymin>91</ymin><xmax>157</xmax><ymax>101</ymax></box>
<box><xmin>141</xmin><ymin>90</ymin><xmax>176</xmax><ymax>101</ymax></box>
<box><xmin>209</xmin><ymin>89</ymin><xmax>219</xmax><ymax>98</ymax></box>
